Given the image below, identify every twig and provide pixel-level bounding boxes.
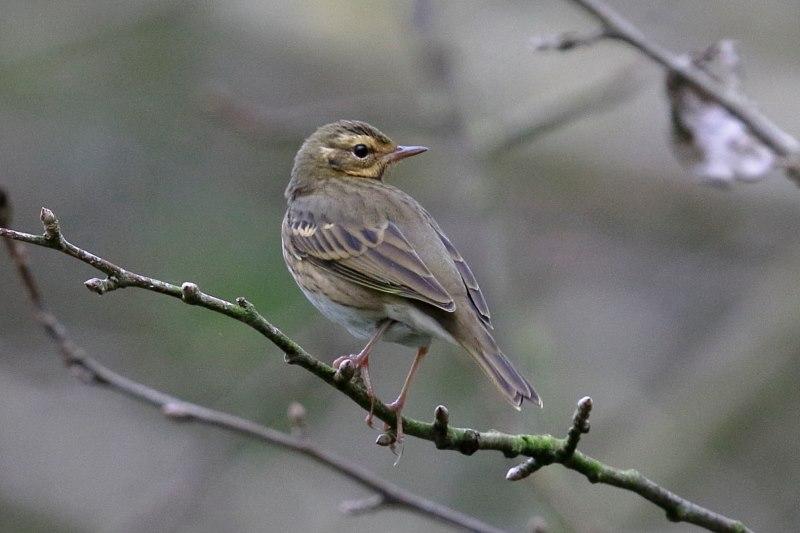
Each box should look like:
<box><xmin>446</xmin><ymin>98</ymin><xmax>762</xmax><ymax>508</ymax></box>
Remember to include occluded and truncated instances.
<box><xmin>287</xmin><ymin>401</ymin><xmax>307</xmax><ymax>438</ymax></box>
<box><xmin>160</xmin><ymin>402</ymin><xmax>503</xmax><ymax>533</ymax></box>
<box><xmin>201</xmin><ymin>86</ymin><xmax>431</xmax><ymax>143</ymax></box>
<box><xmin>530</xmin><ymin>29</ymin><xmax>608</xmax><ymax>51</ymax></box>
<box><xmin>505</xmin><ymin>397</ymin><xmax>590</xmax><ymax>481</ymax></box>
<box><xmin>0</xmin><ymin>209</ymin><xmax>752</xmax><ymax>533</ymax></box>
<box><xmin>561</xmin><ymin>396</ymin><xmax>592</xmax><ymax>458</ymax></box>
<box><xmin>506</xmin><ymin>459</ymin><xmax>541</xmax><ymax>482</ymax></box>
<box><xmin>0</xmin><ymin>198</ymin><xmax>503</xmax><ymax>533</ymax></box>
<box><xmin>340</xmin><ymin>494</ymin><xmax>385</xmax><ymax>515</ymax></box>
<box><xmin>565</xmin><ymin>0</ymin><xmax>799</xmax><ymax>166</ymax></box>
<box><xmin>482</xmin><ymin>63</ymin><xmax>646</xmax><ymax>155</ymax></box>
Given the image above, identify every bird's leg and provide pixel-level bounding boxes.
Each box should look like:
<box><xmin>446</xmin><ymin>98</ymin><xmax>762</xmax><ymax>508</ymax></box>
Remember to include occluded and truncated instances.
<box><xmin>360</xmin><ymin>364</ymin><xmax>376</xmax><ymax>427</ymax></box>
<box><xmin>332</xmin><ymin>320</ymin><xmax>390</xmax><ymax>369</ymax></box>
<box><xmin>386</xmin><ymin>345</ymin><xmax>428</xmax><ymax>446</ymax></box>
<box><xmin>332</xmin><ymin>320</ymin><xmax>392</xmax><ymax>427</ymax></box>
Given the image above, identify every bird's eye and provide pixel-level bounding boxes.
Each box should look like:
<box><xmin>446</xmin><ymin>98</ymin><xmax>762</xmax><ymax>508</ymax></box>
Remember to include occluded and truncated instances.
<box><xmin>352</xmin><ymin>144</ymin><xmax>369</xmax><ymax>158</ymax></box>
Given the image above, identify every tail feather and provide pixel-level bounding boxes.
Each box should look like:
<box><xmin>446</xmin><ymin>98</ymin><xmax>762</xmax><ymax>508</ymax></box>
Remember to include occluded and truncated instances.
<box><xmin>458</xmin><ymin>325</ymin><xmax>541</xmax><ymax>409</ymax></box>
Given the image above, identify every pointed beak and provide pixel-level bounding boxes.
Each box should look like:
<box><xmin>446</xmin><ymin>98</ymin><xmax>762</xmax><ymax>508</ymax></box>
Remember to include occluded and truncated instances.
<box><xmin>384</xmin><ymin>145</ymin><xmax>428</xmax><ymax>164</ymax></box>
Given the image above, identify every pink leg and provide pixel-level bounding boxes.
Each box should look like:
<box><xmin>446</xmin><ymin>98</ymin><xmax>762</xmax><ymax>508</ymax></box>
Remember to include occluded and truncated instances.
<box><xmin>386</xmin><ymin>345</ymin><xmax>429</xmax><ymax>445</ymax></box>
<box><xmin>332</xmin><ymin>321</ymin><xmax>392</xmax><ymax>427</ymax></box>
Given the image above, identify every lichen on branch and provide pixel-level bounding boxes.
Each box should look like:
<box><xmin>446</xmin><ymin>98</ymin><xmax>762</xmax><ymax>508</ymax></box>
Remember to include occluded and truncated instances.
<box><xmin>0</xmin><ymin>208</ymin><xmax>752</xmax><ymax>533</ymax></box>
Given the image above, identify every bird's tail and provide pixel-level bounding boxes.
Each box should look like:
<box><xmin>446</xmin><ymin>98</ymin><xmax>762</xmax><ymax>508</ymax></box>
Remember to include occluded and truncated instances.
<box><xmin>456</xmin><ymin>320</ymin><xmax>541</xmax><ymax>409</ymax></box>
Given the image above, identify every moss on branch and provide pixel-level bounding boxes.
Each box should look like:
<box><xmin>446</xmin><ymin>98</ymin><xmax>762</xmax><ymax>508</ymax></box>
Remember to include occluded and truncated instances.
<box><xmin>0</xmin><ymin>209</ymin><xmax>752</xmax><ymax>533</ymax></box>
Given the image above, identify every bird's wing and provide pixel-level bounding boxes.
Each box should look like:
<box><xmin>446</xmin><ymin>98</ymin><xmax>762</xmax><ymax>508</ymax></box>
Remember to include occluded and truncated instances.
<box><xmin>430</xmin><ymin>226</ymin><xmax>492</xmax><ymax>328</ymax></box>
<box><xmin>285</xmin><ymin>211</ymin><xmax>455</xmax><ymax>312</ymax></box>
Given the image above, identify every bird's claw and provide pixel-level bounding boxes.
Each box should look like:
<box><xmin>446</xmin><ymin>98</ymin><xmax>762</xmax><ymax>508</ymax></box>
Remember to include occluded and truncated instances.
<box><xmin>334</xmin><ymin>354</ymin><xmax>376</xmax><ymax>427</ymax></box>
<box><xmin>364</xmin><ymin>406</ymin><xmax>375</xmax><ymax>428</ymax></box>
<box><xmin>385</xmin><ymin>400</ymin><xmax>405</xmax><ymax>452</ymax></box>
<box><xmin>332</xmin><ymin>354</ymin><xmax>358</xmax><ymax>369</ymax></box>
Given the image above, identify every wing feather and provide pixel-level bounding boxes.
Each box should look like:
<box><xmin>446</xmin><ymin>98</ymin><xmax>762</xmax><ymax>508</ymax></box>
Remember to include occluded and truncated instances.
<box><xmin>286</xmin><ymin>212</ymin><xmax>455</xmax><ymax>311</ymax></box>
<box><xmin>432</xmin><ymin>226</ymin><xmax>492</xmax><ymax>328</ymax></box>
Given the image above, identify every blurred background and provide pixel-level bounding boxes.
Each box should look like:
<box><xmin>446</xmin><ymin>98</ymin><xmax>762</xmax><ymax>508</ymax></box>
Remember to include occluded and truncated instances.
<box><xmin>1</xmin><ymin>1</ymin><xmax>799</xmax><ymax>531</ymax></box>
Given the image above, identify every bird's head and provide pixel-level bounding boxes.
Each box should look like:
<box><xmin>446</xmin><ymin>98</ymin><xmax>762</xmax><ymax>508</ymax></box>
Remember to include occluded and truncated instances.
<box><xmin>287</xmin><ymin>120</ymin><xmax>427</xmax><ymax>198</ymax></box>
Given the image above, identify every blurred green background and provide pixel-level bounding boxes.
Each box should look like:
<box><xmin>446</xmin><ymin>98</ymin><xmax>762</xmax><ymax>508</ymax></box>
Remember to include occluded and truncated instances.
<box><xmin>1</xmin><ymin>1</ymin><xmax>799</xmax><ymax>531</ymax></box>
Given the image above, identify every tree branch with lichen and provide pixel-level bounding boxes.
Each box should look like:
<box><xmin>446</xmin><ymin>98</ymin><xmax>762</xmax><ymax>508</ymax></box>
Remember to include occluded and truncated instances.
<box><xmin>0</xmin><ymin>190</ymin><xmax>503</xmax><ymax>533</ymax></box>
<box><xmin>0</xmin><ymin>207</ymin><xmax>751</xmax><ymax>533</ymax></box>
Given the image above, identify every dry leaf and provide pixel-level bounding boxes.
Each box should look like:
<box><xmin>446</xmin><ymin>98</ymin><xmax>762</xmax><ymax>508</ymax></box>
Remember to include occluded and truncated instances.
<box><xmin>667</xmin><ymin>40</ymin><xmax>776</xmax><ymax>186</ymax></box>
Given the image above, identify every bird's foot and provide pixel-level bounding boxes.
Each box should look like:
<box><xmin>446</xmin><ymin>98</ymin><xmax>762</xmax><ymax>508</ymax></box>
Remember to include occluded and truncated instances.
<box><xmin>385</xmin><ymin>399</ymin><xmax>406</xmax><ymax>455</ymax></box>
<box><xmin>333</xmin><ymin>353</ymin><xmax>365</xmax><ymax>369</ymax></box>
<box><xmin>332</xmin><ymin>349</ymin><xmax>371</xmax><ymax>376</ymax></box>
<box><xmin>333</xmin><ymin>354</ymin><xmax>377</xmax><ymax>428</ymax></box>
<box><xmin>383</xmin><ymin>400</ymin><xmax>405</xmax><ymax>466</ymax></box>
<box><xmin>363</xmin><ymin>368</ymin><xmax>376</xmax><ymax>428</ymax></box>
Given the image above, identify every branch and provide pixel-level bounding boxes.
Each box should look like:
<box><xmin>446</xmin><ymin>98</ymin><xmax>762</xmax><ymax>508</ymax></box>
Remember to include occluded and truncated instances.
<box><xmin>575</xmin><ymin>0</ymin><xmax>798</xmax><ymax>157</ymax></box>
<box><xmin>530</xmin><ymin>28</ymin><xmax>608</xmax><ymax>51</ymax></box>
<box><xmin>482</xmin><ymin>63</ymin><xmax>646</xmax><ymax>155</ymax></box>
<box><xmin>531</xmin><ymin>0</ymin><xmax>800</xmax><ymax>186</ymax></box>
<box><xmin>0</xmin><ymin>208</ymin><xmax>752</xmax><ymax>533</ymax></box>
<box><xmin>0</xmin><ymin>198</ymin><xmax>503</xmax><ymax>533</ymax></box>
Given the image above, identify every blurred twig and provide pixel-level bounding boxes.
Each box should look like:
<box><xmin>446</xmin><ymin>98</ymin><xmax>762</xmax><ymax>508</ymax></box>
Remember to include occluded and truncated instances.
<box><xmin>530</xmin><ymin>29</ymin><xmax>608</xmax><ymax>51</ymax></box>
<box><xmin>411</xmin><ymin>0</ymin><xmax>487</xmax><ymax>193</ymax></box>
<box><xmin>0</xmin><ymin>193</ymin><xmax>503</xmax><ymax>533</ymax></box>
<box><xmin>0</xmin><ymin>207</ymin><xmax>751</xmax><ymax>533</ymax></box>
<box><xmin>482</xmin><ymin>63</ymin><xmax>647</xmax><ymax>155</ymax></box>
<box><xmin>549</xmin><ymin>0</ymin><xmax>800</xmax><ymax>182</ymax></box>
<box><xmin>201</xmin><ymin>87</ymin><xmax>306</xmax><ymax>142</ymax></box>
<box><xmin>201</xmin><ymin>86</ymin><xmax>422</xmax><ymax>144</ymax></box>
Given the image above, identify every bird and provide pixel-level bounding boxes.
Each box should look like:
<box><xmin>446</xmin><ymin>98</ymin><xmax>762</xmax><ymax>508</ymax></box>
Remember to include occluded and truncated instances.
<box><xmin>282</xmin><ymin>120</ymin><xmax>540</xmax><ymax>444</ymax></box>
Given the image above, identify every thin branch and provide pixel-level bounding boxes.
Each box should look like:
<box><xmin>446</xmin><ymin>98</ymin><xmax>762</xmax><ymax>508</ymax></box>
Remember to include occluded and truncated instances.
<box><xmin>482</xmin><ymin>63</ymin><xmax>646</xmax><ymax>155</ymax></box>
<box><xmin>562</xmin><ymin>396</ymin><xmax>592</xmax><ymax>458</ymax></box>
<box><xmin>566</xmin><ymin>0</ymin><xmax>800</xmax><ymax>163</ymax></box>
<box><xmin>340</xmin><ymin>494</ymin><xmax>385</xmax><ymax>515</ymax></box>
<box><xmin>0</xmin><ymin>199</ymin><xmax>503</xmax><ymax>533</ymax></box>
<box><xmin>0</xmin><ymin>209</ymin><xmax>752</xmax><ymax>533</ymax></box>
<box><xmin>530</xmin><ymin>29</ymin><xmax>608</xmax><ymax>51</ymax></box>
<box><xmin>160</xmin><ymin>402</ymin><xmax>503</xmax><ymax>533</ymax></box>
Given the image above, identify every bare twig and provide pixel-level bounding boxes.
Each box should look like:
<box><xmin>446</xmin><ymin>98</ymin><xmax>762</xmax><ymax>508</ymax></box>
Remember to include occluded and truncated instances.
<box><xmin>201</xmin><ymin>87</ymin><xmax>429</xmax><ymax>143</ymax></box>
<box><xmin>0</xmin><ymin>197</ymin><xmax>504</xmax><ymax>533</ymax></box>
<box><xmin>482</xmin><ymin>63</ymin><xmax>646</xmax><ymax>155</ymax></box>
<box><xmin>564</xmin><ymin>0</ymin><xmax>800</xmax><ymax>169</ymax></box>
<box><xmin>562</xmin><ymin>396</ymin><xmax>592</xmax><ymax>458</ymax></box>
<box><xmin>159</xmin><ymin>402</ymin><xmax>503</xmax><ymax>533</ymax></box>
<box><xmin>530</xmin><ymin>29</ymin><xmax>608</xmax><ymax>51</ymax></box>
<box><xmin>506</xmin><ymin>396</ymin><xmax>590</xmax><ymax>481</ymax></box>
<box><xmin>287</xmin><ymin>401</ymin><xmax>307</xmax><ymax>438</ymax></box>
<box><xmin>0</xmin><ymin>209</ymin><xmax>752</xmax><ymax>533</ymax></box>
<box><xmin>340</xmin><ymin>494</ymin><xmax>385</xmax><ymax>515</ymax></box>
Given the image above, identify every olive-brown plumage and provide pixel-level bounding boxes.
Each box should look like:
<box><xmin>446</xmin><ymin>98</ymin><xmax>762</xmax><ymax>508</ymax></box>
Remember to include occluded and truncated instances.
<box><xmin>282</xmin><ymin>120</ymin><xmax>540</xmax><ymax>440</ymax></box>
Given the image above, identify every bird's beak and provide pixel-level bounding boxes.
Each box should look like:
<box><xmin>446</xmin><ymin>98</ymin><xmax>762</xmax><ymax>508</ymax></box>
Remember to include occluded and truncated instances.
<box><xmin>384</xmin><ymin>145</ymin><xmax>428</xmax><ymax>164</ymax></box>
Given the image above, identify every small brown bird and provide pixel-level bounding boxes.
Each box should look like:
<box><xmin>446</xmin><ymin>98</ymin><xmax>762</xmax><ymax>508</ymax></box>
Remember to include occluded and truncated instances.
<box><xmin>282</xmin><ymin>120</ymin><xmax>540</xmax><ymax>442</ymax></box>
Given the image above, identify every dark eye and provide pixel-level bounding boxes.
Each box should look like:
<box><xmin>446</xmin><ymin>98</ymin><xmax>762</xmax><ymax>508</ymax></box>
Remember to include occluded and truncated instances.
<box><xmin>352</xmin><ymin>144</ymin><xmax>369</xmax><ymax>158</ymax></box>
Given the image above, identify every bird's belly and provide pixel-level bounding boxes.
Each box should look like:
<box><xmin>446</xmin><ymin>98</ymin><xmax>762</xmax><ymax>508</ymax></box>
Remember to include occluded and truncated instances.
<box><xmin>299</xmin><ymin>285</ymin><xmax>453</xmax><ymax>348</ymax></box>
<box><xmin>383</xmin><ymin>301</ymin><xmax>456</xmax><ymax>347</ymax></box>
<box><xmin>299</xmin><ymin>286</ymin><xmax>382</xmax><ymax>340</ymax></box>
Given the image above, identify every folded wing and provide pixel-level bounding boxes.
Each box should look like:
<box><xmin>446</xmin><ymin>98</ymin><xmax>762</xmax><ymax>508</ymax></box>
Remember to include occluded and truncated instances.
<box><xmin>431</xmin><ymin>226</ymin><xmax>492</xmax><ymax>328</ymax></box>
<box><xmin>286</xmin><ymin>211</ymin><xmax>455</xmax><ymax>312</ymax></box>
